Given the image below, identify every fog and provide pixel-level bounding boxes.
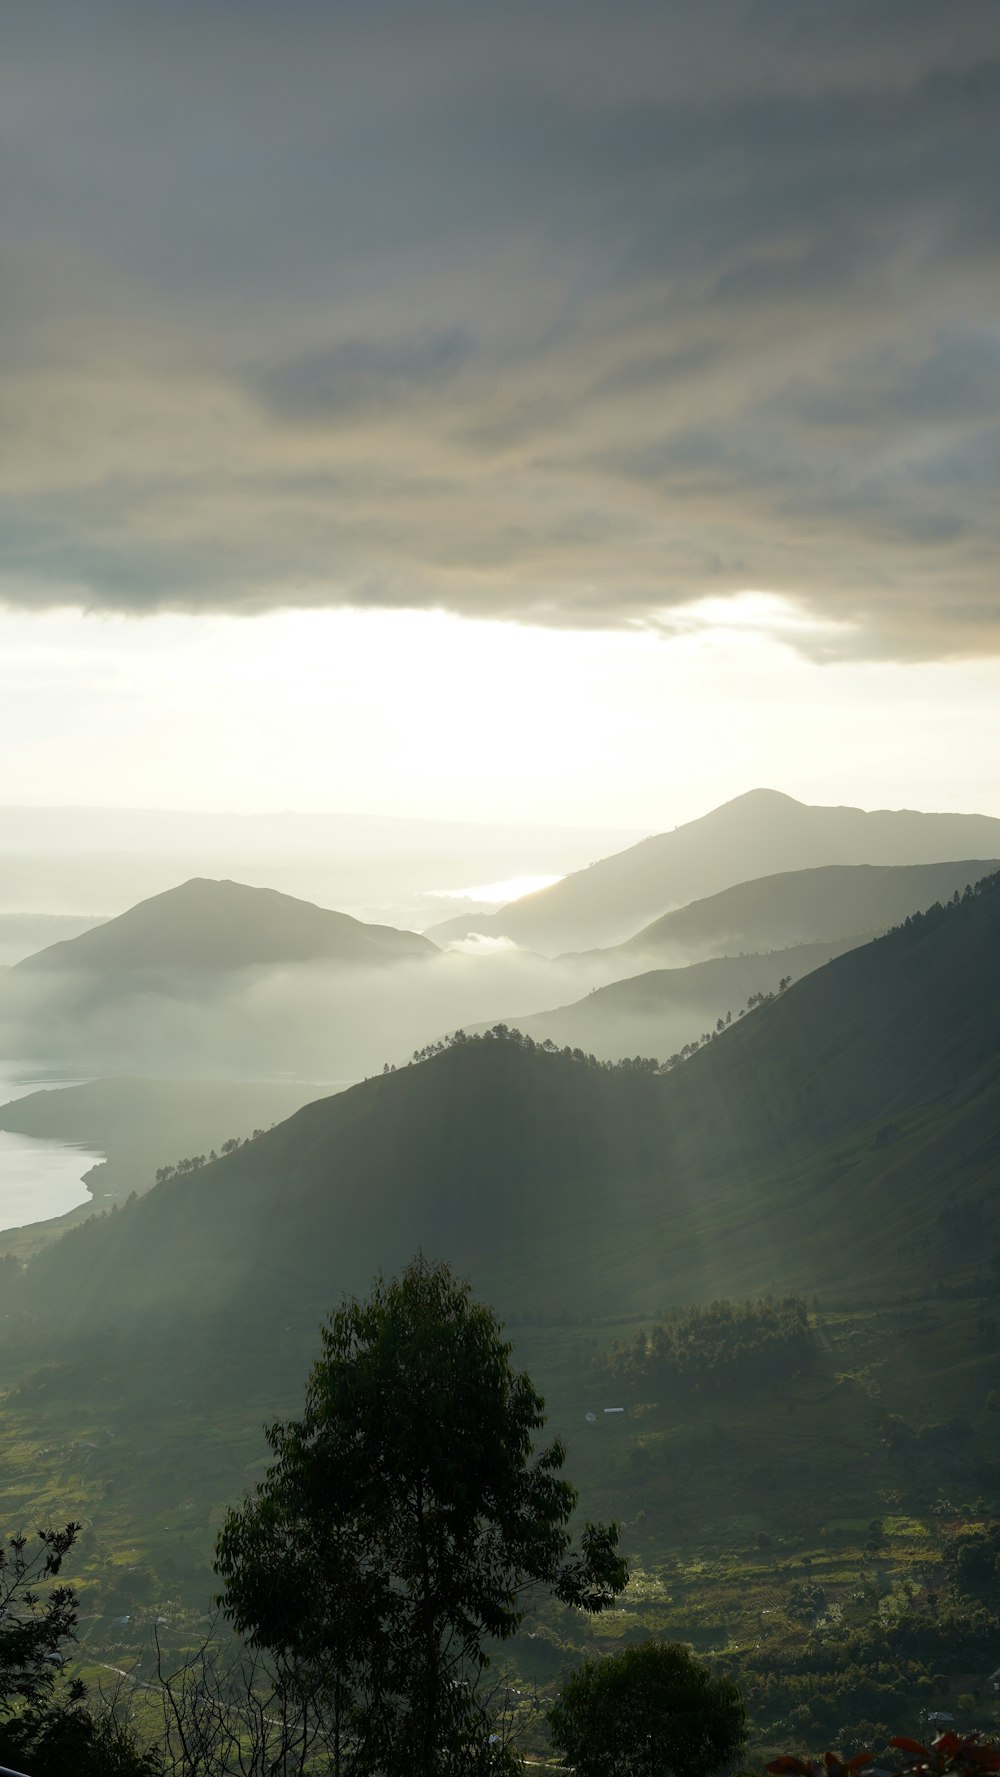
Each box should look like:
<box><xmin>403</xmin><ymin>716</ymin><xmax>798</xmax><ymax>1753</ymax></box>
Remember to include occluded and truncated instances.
<box><xmin>0</xmin><ymin>806</ymin><xmax>643</xmax><ymax>932</ymax></box>
<box><xmin>0</xmin><ymin>942</ymin><xmax>641</xmax><ymax>1082</ymax></box>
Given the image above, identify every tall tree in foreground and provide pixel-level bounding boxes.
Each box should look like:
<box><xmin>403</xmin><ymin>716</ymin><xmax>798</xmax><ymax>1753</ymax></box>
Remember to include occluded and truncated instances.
<box><xmin>548</xmin><ymin>1640</ymin><xmax>747</xmax><ymax>1777</ymax></box>
<box><xmin>216</xmin><ymin>1255</ymin><xmax>628</xmax><ymax>1777</ymax></box>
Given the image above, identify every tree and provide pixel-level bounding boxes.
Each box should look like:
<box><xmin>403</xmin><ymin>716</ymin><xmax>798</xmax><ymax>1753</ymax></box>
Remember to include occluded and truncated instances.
<box><xmin>215</xmin><ymin>1256</ymin><xmax>628</xmax><ymax>1777</ymax></box>
<box><xmin>0</xmin><ymin>1521</ymin><xmax>156</xmax><ymax>1776</ymax></box>
<box><xmin>0</xmin><ymin>1520</ymin><xmax>81</xmax><ymax>1719</ymax></box>
<box><xmin>548</xmin><ymin>1640</ymin><xmax>747</xmax><ymax>1777</ymax></box>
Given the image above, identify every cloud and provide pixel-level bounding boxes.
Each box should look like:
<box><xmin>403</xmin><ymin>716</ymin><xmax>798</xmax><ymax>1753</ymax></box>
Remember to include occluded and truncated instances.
<box><xmin>0</xmin><ymin>941</ymin><xmax>625</xmax><ymax>1079</ymax></box>
<box><xmin>0</xmin><ymin>1</ymin><xmax>999</xmax><ymax>658</ymax></box>
<box><xmin>250</xmin><ymin>330</ymin><xmax>472</xmax><ymax>424</ymax></box>
<box><xmin>444</xmin><ymin>935</ymin><xmax>521</xmax><ymax>957</ymax></box>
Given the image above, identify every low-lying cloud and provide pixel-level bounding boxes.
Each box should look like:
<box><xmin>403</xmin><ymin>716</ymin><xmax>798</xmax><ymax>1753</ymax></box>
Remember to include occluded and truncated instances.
<box><xmin>0</xmin><ymin>944</ymin><xmax>632</xmax><ymax>1081</ymax></box>
<box><xmin>2</xmin><ymin>2</ymin><xmax>999</xmax><ymax>659</ymax></box>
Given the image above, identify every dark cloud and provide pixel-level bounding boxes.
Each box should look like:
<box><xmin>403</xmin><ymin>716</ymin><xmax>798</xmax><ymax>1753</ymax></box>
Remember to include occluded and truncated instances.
<box><xmin>251</xmin><ymin>331</ymin><xmax>472</xmax><ymax>424</ymax></box>
<box><xmin>786</xmin><ymin>334</ymin><xmax>1000</xmax><ymax>430</ymax></box>
<box><xmin>0</xmin><ymin>0</ymin><xmax>999</xmax><ymax>657</ymax></box>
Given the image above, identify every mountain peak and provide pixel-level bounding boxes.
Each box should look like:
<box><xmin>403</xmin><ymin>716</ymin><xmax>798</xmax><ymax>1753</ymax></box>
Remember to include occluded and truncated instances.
<box><xmin>16</xmin><ymin>876</ymin><xmax>435</xmax><ymax>972</ymax></box>
<box><xmin>424</xmin><ymin>792</ymin><xmax>1000</xmax><ymax>953</ymax></box>
<box><xmin>719</xmin><ymin>787</ymin><xmax>803</xmax><ymax>809</ymax></box>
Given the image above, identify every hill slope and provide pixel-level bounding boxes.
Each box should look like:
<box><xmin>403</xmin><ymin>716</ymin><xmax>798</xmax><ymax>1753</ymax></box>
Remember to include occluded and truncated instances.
<box><xmin>613</xmin><ymin>858</ymin><xmax>999</xmax><ymax>963</ymax></box>
<box><xmin>424</xmin><ymin>791</ymin><xmax>1000</xmax><ymax>952</ymax></box>
<box><xmin>21</xmin><ymin>872</ymin><xmax>1000</xmax><ymax>1330</ymax></box>
<box><xmin>514</xmin><ymin>861</ymin><xmax>996</xmax><ymax>1060</ymax></box>
<box><xmin>489</xmin><ymin>938</ymin><xmax>859</xmax><ymax>1061</ymax></box>
<box><xmin>0</xmin><ymin>913</ymin><xmax>108</xmax><ymax>969</ymax></box>
<box><xmin>14</xmin><ymin>878</ymin><xmax>436</xmax><ymax>973</ymax></box>
<box><xmin>0</xmin><ymin>1076</ymin><xmax>323</xmax><ymax>1221</ymax></box>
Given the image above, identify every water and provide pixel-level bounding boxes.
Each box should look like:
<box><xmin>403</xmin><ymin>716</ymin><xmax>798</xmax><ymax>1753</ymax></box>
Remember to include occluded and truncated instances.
<box><xmin>0</xmin><ymin>1129</ymin><xmax>101</xmax><ymax>1229</ymax></box>
<box><xmin>0</xmin><ymin>1061</ymin><xmax>103</xmax><ymax>1232</ymax></box>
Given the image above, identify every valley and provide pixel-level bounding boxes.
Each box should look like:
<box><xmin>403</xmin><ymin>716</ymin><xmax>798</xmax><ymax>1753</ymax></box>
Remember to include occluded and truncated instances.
<box><xmin>0</xmin><ymin>800</ymin><xmax>997</xmax><ymax>1764</ymax></box>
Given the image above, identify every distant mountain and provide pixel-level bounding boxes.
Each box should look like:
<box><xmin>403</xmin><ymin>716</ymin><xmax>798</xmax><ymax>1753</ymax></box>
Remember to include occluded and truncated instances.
<box><xmin>423</xmin><ymin>790</ymin><xmax>1000</xmax><ymax>952</ymax></box>
<box><xmin>14</xmin><ymin>878</ymin><xmax>436</xmax><ymax>973</ymax></box>
<box><xmin>485</xmin><ymin>939</ymin><xmax>859</xmax><ymax>1061</ymax></box>
<box><xmin>23</xmin><ymin>869</ymin><xmax>1000</xmax><ymax>1328</ymax></box>
<box><xmin>495</xmin><ymin>861</ymin><xmax>997</xmax><ymax>1061</ymax></box>
<box><xmin>613</xmin><ymin>859</ymin><xmax>999</xmax><ymax>964</ymax></box>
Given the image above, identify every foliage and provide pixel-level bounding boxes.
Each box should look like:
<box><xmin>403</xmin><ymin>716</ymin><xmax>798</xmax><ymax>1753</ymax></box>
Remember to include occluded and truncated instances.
<box><xmin>410</xmin><ymin>1024</ymin><xmax>665</xmax><ymax>1074</ymax></box>
<box><xmin>215</xmin><ymin>1256</ymin><xmax>627</xmax><ymax>1776</ymax></box>
<box><xmin>154</xmin><ymin>1126</ymin><xmax>274</xmax><ymax>1185</ymax></box>
<box><xmin>604</xmin><ymin>1296</ymin><xmax>816</xmax><ymax>1397</ymax></box>
<box><xmin>769</xmin><ymin>1731</ymin><xmax>1000</xmax><ymax>1777</ymax></box>
<box><xmin>408</xmin><ymin>995</ymin><xmax>798</xmax><ymax>1079</ymax></box>
<box><xmin>548</xmin><ymin>1639</ymin><xmax>747</xmax><ymax>1777</ymax></box>
<box><xmin>944</xmin><ymin>1520</ymin><xmax>1000</xmax><ymax>1591</ymax></box>
<box><xmin>111</xmin><ymin>1625</ymin><xmax>349</xmax><ymax>1776</ymax></box>
<box><xmin>0</xmin><ymin>1699</ymin><xmax>161</xmax><ymax>1777</ymax></box>
<box><xmin>0</xmin><ymin>1521</ymin><xmax>82</xmax><ymax>1718</ymax></box>
<box><xmin>878</xmin><ymin>869</ymin><xmax>1000</xmax><ymax>943</ymax></box>
<box><xmin>0</xmin><ymin>1519</ymin><xmax>156</xmax><ymax>1775</ymax></box>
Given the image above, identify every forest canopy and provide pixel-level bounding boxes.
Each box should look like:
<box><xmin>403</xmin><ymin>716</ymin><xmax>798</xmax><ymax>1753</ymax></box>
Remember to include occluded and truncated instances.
<box><xmin>603</xmin><ymin>1296</ymin><xmax>817</xmax><ymax>1398</ymax></box>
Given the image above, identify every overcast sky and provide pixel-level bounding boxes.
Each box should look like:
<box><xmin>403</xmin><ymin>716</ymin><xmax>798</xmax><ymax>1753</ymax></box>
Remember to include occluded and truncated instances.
<box><xmin>3</xmin><ymin>1</ymin><xmax>1000</xmax><ymax>828</ymax></box>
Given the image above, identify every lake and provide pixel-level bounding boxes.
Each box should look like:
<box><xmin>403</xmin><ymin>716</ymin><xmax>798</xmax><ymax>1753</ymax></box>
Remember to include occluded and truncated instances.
<box><xmin>0</xmin><ymin>1061</ymin><xmax>103</xmax><ymax>1232</ymax></box>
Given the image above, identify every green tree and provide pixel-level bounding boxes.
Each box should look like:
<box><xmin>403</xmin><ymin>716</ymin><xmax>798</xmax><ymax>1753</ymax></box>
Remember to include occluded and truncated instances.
<box><xmin>0</xmin><ymin>1521</ymin><xmax>81</xmax><ymax>1719</ymax></box>
<box><xmin>548</xmin><ymin>1640</ymin><xmax>747</xmax><ymax>1777</ymax></box>
<box><xmin>0</xmin><ymin>1521</ymin><xmax>157</xmax><ymax>1776</ymax></box>
<box><xmin>216</xmin><ymin>1256</ymin><xmax>628</xmax><ymax>1777</ymax></box>
<box><xmin>0</xmin><ymin>1702</ymin><xmax>161</xmax><ymax>1777</ymax></box>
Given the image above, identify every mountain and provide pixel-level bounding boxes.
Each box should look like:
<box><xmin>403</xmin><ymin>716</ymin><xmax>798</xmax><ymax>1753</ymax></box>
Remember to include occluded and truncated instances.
<box><xmin>22</xmin><ymin>869</ymin><xmax>1000</xmax><ymax>1330</ymax></box>
<box><xmin>484</xmin><ymin>938</ymin><xmax>860</xmax><ymax>1061</ymax></box>
<box><xmin>492</xmin><ymin>863</ymin><xmax>998</xmax><ymax>1058</ymax></box>
<box><xmin>612</xmin><ymin>858</ymin><xmax>999</xmax><ymax>963</ymax></box>
<box><xmin>13</xmin><ymin>878</ymin><xmax>436</xmax><ymax>973</ymax></box>
<box><xmin>0</xmin><ymin>913</ymin><xmax>108</xmax><ymax>969</ymax></box>
<box><xmin>423</xmin><ymin>790</ymin><xmax>1000</xmax><ymax>952</ymax></box>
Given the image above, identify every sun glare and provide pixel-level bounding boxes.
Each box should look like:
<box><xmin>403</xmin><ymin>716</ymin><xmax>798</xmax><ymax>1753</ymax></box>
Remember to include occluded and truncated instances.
<box><xmin>428</xmin><ymin>874</ymin><xmax>564</xmax><ymax>904</ymax></box>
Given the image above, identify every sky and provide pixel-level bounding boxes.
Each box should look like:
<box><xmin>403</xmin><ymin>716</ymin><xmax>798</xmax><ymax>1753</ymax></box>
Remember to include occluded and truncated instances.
<box><xmin>3</xmin><ymin>0</ymin><xmax>1000</xmax><ymax>832</ymax></box>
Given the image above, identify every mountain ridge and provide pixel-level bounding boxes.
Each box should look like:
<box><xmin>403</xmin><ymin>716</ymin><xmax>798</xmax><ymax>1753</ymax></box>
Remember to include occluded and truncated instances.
<box><xmin>614</xmin><ymin>858</ymin><xmax>1000</xmax><ymax>962</ymax></box>
<box><xmin>498</xmin><ymin>860</ymin><xmax>1000</xmax><ymax>1059</ymax></box>
<box><xmin>478</xmin><ymin>938</ymin><xmax>859</xmax><ymax>1061</ymax></box>
<box><xmin>20</xmin><ymin>868</ymin><xmax>1000</xmax><ymax>1329</ymax></box>
<box><xmin>424</xmin><ymin>791</ymin><xmax>1000</xmax><ymax>952</ymax></box>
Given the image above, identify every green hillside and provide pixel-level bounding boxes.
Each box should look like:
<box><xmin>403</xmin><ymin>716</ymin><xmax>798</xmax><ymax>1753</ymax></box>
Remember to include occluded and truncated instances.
<box><xmin>616</xmin><ymin>858</ymin><xmax>999</xmax><ymax>962</ymax></box>
<box><xmin>14</xmin><ymin>876</ymin><xmax>436</xmax><ymax>973</ymax></box>
<box><xmin>18</xmin><ymin>870</ymin><xmax>1000</xmax><ymax>1331</ymax></box>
